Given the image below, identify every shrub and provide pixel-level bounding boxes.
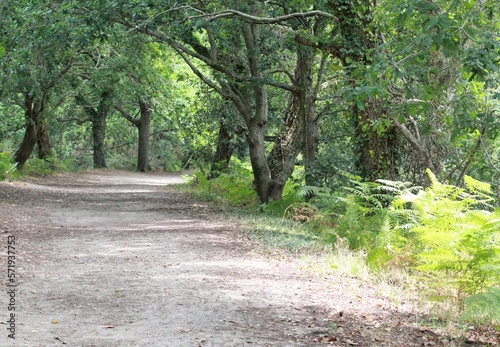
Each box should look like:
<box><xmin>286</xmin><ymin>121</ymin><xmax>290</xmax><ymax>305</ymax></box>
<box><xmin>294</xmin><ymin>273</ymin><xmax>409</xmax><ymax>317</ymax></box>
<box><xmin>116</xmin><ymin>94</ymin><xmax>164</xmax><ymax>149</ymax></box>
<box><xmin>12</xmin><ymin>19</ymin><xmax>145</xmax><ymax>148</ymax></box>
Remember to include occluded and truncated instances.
<box><xmin>0</xmin><ymin>152</ymin><xmax>17</xmax><ymax>180</ymax></box>
<box><xmin>190</xmin><ymin>158</ymin><xmax>258</xmax><ymax>209</ymax></box>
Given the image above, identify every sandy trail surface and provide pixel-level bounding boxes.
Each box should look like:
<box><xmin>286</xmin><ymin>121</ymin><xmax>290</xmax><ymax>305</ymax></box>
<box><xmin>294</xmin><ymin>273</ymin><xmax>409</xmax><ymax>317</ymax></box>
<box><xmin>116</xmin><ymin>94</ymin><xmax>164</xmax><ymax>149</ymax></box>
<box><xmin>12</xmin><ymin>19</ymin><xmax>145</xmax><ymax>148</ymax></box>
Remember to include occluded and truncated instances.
<box><xmin>0</xmin><ymin>170</ymin><xmax>495</xmax><ymax>347</ymax></box>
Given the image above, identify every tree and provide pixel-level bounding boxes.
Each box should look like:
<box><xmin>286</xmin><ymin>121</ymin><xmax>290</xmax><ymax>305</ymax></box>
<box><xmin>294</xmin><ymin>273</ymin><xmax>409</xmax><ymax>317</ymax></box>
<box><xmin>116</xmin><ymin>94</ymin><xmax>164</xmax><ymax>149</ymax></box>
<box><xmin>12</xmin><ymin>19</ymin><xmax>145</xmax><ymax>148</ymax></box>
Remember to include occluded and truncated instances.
<box><xmin>109</xmin><ymin>1</ymin><xmax>333</xmax><ymax>202</ymax></box>
<box><xmin>0</xmin><ymin>1</ymin><xmax>93</xmax><ymax>169</ymax></box>
<box><xmin>374</xmin><ymin>0</ymin><xmax>500</xmax><ymax>185</ymax></box>
<box><xmin>115</xmin><ymin>99</ymin><xmax>152</xmax><ymax>171</ymax></box>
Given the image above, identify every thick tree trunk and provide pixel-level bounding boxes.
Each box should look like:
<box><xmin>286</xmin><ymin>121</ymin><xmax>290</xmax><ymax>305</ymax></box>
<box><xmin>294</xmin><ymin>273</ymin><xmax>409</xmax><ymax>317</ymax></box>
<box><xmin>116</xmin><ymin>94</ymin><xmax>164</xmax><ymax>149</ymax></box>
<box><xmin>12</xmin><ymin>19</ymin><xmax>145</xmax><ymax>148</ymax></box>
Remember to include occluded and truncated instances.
<box><xmin>267</xmin><ymin>95</ymin><xmax>303</xmax><ymax>200</ymax></box>
<box><xmin>209</xmin><ymin>120</ymin><xmax>236</xmax><ymax>179</ymax></box>
<box><xmin>241</xmin><ymin>21</ymin><xmax>273</xmax><ymax>203</ymax></box>
<box><xmin>296</xmin><ymin>45</ymin><xmax>321</xmax><ymax>189</ymax></box>
<box><xmin>92</xmin><ymin>91</ymin><xmax>112</xmax><ymax>169</ymax></box>
<box><xmin>247</xmin><ymin>118</ymin><xmax>272</xmax><ymax>203</ymax></box>
<box><xmin>267</xmin><ymin>44</ymin><xmax>320</xmax><ymax>199</ymax></box>
<box><xmin>14</xmin><ymin>94</ymin><xmax>45</xmax><ymax>171</ymax></box>
<box><xmin>137</xmin><ymin>100</ymin><xmax>151</xmax><ymax>172</ymax></box>
<box><xmin>36</xmin><ymin>116</ymin><xmax>53</xmax><ymax>160</ymax></box>
<box><xmin>92</xmin><ymin>118</ymin><xmax>107</xmax><ymax>168</ymax></box>
<box><xmin>15</xmin><ymin>123</ymin><xmax>37</xmax><ymax>171</ymax></box>
<box><xmin>353</xmin><ymin>103</ymin><xmax>399</xmax><ymax>181</ymax></box>
<box><xmin>327</xmin><ymin>0</ymin><xmax>399</xmax><ymax>181</ymax></box>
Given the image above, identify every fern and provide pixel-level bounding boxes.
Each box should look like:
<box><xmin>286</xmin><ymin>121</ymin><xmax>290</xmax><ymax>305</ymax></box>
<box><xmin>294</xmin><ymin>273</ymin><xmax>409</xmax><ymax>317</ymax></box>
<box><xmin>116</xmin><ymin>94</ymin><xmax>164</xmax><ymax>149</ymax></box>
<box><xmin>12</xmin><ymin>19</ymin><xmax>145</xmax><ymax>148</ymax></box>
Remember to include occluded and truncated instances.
<box><xmin>297</xmin><ymin>185</ymin><xmax>332</xmax><ymax>200</ymax></box>
<box><xmin>376</xmin><ymin>169</ymin><xmax>500</xmax><ymax>321</ymax></box>
<box><xmin>461</xmin><ymin>288</ymin><xmax>500</xmax><ymax>325</ymax></box>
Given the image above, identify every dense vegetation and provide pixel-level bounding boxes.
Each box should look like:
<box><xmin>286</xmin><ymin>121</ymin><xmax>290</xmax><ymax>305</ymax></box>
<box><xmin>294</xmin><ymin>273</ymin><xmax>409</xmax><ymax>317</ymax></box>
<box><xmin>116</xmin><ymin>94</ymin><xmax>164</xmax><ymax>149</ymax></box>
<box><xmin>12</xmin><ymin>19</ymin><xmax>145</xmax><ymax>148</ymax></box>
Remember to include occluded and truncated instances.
<box><xmin>1</xmin><ymin>0</ymin><xmax>499</xmax><ymax>328</ymax></box>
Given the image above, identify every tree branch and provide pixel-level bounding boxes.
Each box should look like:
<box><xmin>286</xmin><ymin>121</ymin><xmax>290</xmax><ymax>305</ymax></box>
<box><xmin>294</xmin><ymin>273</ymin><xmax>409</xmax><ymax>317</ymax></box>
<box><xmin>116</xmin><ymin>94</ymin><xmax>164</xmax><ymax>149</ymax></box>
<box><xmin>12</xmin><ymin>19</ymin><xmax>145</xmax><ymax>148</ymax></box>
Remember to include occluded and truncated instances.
<box><xmin>117</xmin><ymin>19</ymin><xmax>298</xmax><ymax>93</ymax></box>
<box><xmin>45</xmin><ymin>56</ymin><xmax>74</xmax><ymax>91</ymax></box>
<box><xmin>114</xmin><ymin>104</ymin><xmax>139</xmax><ymax>126</ymax></box>
<box><xmin>106</xmin><ymin>129</ymin><xmax>172</xmax><ymax>150</ymax></box>
<box><xmin>390</xmin><ymin>116</ymin><xmax>436</xmax><ymax>173</ymax></box>
<box><xmin>192</xmin><ymin>9</ymin><xmax>334</xmax><ymax>24</ymax></box>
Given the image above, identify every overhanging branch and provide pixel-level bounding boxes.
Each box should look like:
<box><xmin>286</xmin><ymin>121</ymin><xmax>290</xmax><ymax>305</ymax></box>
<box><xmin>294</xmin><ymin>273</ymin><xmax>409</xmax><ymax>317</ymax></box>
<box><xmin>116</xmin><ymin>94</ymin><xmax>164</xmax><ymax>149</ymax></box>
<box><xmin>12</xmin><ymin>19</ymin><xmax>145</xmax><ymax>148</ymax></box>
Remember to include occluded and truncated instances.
<box><xmin>191</xmin><ymin>9</ymin><xmax>334</xmax><ymax>24</ymax></box>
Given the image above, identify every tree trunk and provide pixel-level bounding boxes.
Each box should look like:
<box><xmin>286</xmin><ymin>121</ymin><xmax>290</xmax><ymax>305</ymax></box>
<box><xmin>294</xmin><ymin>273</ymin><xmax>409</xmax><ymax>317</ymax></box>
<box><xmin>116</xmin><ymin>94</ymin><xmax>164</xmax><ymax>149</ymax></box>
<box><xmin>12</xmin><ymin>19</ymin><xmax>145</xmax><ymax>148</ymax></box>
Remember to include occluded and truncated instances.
<box><xmin>36</xmin><ymin>116</ymin><xmax>53</xmax><ymax>160</ymax></box>
<box><xmin>15</xmin><ymin>123</ymin><xmax>37</xmax><ymax>171</ymax></box>
<box><xmin>247</xmin><ymin>117</ymin><xmax>272</xmax><ymax>203</ymax></box>
<box><xmin>137</xmin><ymin>100</ymin><xmax>151</xmax><ymax>172</ymax></box>
<box><xmin>14</xmin><ymin>94</ymin><xmax>45</xmax><ymax>171</ymax></box>
<box><xmin>267</xmin><ymin>43</ymin><xmax>321</xmax><ymax>200</ymax></box>
<box><xmin>296</xmin><ymin>45</ymin><xmax>320</xmax><ymax>189</ymax></box>
<box><xmin>92</xmin><ymin>91</ymin><xmax>112</xmax><ymax>168</ymax></box>
<box><xmin>242</xmin><ymin>21</ymin><xmax>273</xmax><ymax>203</ymax></box>
<box><xmin>353</xmin><ymin>103</ymin><xmax>399</xmax><ymax>181</ymax></box>
<box><xmin>328</xmin><ymin>0</ymin><xmax>399</xmax><ymax>181</ymax></box>
<box><xmin>267</xmin><ymin>94</ymin><xmax>303</xmax><ymax>200</ymax></box>
<box><xmin>209</xmin><ymin>120</ymin><xmax>236</xmax><ymax>179</ymax></box>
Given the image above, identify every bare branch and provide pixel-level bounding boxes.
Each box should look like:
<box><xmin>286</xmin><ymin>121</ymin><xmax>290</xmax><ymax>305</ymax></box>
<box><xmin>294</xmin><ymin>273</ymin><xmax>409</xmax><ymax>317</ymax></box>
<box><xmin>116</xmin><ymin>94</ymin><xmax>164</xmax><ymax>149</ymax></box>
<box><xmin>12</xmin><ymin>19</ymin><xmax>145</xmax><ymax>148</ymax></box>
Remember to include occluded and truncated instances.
<box><xmin>114</xmin><ymin>104</ymin><xmax>139</xmax><ymax>125</ymax></box>
<box><xmin>390</xmin><ymin>116</ymin><xmax>436</xmax><ymax>173</ymax></box>
<box><xmin>192</xmin><ymin>9</ymin><xmax>334</xmax><ymax>24</ymax></box>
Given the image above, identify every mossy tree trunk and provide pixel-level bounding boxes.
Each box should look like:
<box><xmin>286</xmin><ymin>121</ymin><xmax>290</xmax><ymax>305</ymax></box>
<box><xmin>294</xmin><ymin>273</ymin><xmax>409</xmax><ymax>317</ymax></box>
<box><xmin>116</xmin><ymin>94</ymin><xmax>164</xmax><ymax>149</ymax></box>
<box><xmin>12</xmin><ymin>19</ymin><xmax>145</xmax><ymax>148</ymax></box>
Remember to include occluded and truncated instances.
<box><xmin>15</xmin><ymin>93</ymin><xmax>46</xmax><ymax>171</ymax></box>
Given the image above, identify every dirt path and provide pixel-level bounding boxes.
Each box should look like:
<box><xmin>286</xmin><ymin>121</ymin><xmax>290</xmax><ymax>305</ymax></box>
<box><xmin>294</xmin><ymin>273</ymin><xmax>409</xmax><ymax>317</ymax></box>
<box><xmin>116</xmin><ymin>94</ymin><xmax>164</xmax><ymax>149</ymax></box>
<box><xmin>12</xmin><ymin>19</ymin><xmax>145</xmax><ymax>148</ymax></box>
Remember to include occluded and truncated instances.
<box><xmin>0</xmin><ymin>170</ymin><xmax>495</xmax><ymax>347</ymax></box>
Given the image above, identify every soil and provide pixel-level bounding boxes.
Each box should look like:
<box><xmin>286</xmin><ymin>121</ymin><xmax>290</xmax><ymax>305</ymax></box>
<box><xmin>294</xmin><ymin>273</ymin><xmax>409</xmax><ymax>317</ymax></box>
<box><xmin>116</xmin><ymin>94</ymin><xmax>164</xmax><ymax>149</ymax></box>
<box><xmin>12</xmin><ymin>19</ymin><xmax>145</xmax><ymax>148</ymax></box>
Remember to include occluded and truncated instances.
<box><xmin>0</xmin><ymin>170</ymin><xmax>497</xmax><ymax>347</ymax></box>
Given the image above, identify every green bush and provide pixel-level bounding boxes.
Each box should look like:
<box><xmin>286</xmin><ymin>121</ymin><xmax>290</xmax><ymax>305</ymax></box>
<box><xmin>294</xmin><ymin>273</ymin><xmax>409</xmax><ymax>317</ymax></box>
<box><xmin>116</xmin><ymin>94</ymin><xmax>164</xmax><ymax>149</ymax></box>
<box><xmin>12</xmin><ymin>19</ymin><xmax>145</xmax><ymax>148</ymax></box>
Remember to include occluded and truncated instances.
<box><xmin>190</xmin><ymin>158</ymin><xmax>259</xmax><ymax>209</ymax></box>
<box><xmin>22</xmin><ymin>155</ymin><xmax>79</xmax><ymax>176</ymax></box>
<box><xmin>0</xmin><ymin>152</ymin><xmax>16</xmax><ymax>180</ymax></box>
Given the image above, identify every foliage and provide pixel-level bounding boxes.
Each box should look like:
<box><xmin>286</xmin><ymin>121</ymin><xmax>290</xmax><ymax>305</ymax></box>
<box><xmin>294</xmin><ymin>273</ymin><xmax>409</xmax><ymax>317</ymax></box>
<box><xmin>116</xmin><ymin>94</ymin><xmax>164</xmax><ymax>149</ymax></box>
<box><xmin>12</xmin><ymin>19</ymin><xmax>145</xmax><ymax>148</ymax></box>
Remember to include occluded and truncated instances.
<box><xmin>190</xmin><ymin>158</ymin><xmax>258</xmax><ymax>209</ymax></box>
<box><xmin>288</xmin><ymin>168</ymin><xmax>499</xmax><ymax>324</ymax></box>
<box><xmin>21</xmin><ymin>156</ymin><xmax>79</xmax><ymax>177</ymax></box>
<box><xmin>0</xmin><ymin>152</ymin><xmax>17</xmax><ymax>180</ymax></box>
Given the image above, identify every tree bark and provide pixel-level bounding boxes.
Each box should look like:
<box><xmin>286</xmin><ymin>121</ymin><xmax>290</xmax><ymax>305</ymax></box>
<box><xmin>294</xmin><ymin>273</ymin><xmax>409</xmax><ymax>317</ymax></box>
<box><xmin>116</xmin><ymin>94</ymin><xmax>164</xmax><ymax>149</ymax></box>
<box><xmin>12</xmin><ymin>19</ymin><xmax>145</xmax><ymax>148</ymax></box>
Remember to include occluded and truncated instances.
<box><xmin>36</xmin><ymin>116</ymin><xmax>53</xmax><ymax>160</ymax></box>
<box><xmin>267</xmin><ymin>41</ymin><xmax>322</xmax><ymax>199</ymax></box>
<box><xmin>353</xmin><ymin>103</ymin><xmax>399</xmax><ymax>181</ymax></box>
<box><xmin>92</xmin><ymin>91</ymin><xmax>112</xmax><ymax>168</ymax></box>
<box><xmin>14</xmin><ymin>94</ymin><xmax>45</xmax><ymax>171</ymax></box>
<box><xmin>296</xmin><ymin>45</ymin><xmax>320</xmax><ymax>189</ymax></box>
<box><xmin>244</xmin><ymin>22</ymin><xmax>275</xmax><ymax>203</ymax></box>
<box><xmin>267</xmin><ymin>98</ymin><xmax>302</xmax><ymax>201</ymax></box>
<box><xmin>137</xmin><ymin>99</ymin><xmax>151</xmax><ymax>172</ymax></box>
<box><xmin>209</xmin><ymin>120</ymin><xmax>236</xmax><ymax>179</ymax></box>
<box><xmin>328</xmin><ymin>0</ymin><xmax>399</xmax><ymax>181</ymax></box>
<box><xmin>247</xmin><ymin>116</ymin><xmax>272</xmax><ymax>203</ymax></box>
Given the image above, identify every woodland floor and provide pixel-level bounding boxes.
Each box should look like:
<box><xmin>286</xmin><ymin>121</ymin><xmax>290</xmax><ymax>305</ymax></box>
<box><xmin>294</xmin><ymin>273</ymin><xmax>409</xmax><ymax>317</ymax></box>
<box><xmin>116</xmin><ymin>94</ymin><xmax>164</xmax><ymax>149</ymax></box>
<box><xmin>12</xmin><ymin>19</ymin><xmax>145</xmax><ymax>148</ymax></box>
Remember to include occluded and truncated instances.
<box><xmin>0</xmin><ymin>170</ymin><xmax>497</xmax><ymax>347</ymax></box>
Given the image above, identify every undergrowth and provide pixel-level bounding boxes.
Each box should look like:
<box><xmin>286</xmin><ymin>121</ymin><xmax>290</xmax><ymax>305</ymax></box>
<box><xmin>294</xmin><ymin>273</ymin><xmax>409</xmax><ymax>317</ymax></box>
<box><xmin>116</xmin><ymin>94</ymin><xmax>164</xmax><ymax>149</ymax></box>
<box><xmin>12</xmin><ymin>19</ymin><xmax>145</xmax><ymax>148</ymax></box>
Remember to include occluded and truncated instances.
<box><xmin>0</xmin><ymin>152</ymin><xmax>17</xmax><ymax>180</ymax></box>
<box><xmin>22</xmin><ymin>156</ymin><xmax>80</xmax><ymax>176</ymax></box>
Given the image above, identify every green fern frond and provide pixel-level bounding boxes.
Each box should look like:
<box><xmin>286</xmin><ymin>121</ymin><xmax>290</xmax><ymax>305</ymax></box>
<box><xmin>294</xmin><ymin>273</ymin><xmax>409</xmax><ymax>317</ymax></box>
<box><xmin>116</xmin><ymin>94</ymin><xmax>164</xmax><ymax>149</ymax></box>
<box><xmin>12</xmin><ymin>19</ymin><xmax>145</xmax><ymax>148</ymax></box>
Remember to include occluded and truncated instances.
<box><xmin>296</xmin><ymin>185</ymin><xmax>331</xmax><ymax>199</ymax></box>
<box><xmin>462</xmin><ymin>288</ymin><xmax>500</xmax><ymax>325</ymax></box>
